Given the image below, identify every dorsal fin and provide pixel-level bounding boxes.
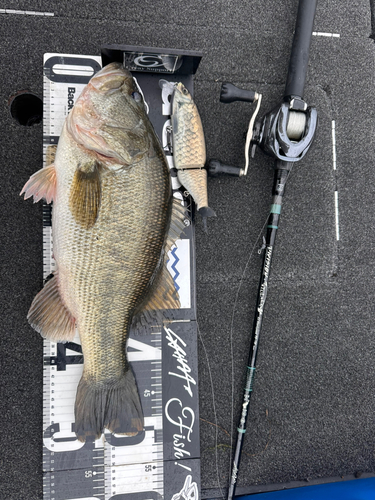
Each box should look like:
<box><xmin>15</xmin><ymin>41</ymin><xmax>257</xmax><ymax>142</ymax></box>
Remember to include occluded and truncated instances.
<box><xmin>164</xmin><ymin>197</ymin><xmax>188</xmax><ymax>253</ymax></box>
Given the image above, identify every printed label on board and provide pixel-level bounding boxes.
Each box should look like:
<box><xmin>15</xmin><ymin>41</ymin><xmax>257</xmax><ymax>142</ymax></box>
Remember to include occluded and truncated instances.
<box><xmin>124</xmin><ymin>51</ymin><xmax>183</xmax><ymax>73</ymax></box>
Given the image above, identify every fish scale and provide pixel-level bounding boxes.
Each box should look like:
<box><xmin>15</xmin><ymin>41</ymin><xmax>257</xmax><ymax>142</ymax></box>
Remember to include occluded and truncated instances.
<box><xmin>58</xmin><ymin>162</ymin><xmax>170</xmax><ymax>383</ymax></box>
<box><xmin>56</xmin><ymin>159</ymin><xmax>170</xmax><ymax>385</ymax></box>
<box><xmin>173</xmin><ymin>105</ymin><xmax>205</xmax><ymax>168</ymax></box>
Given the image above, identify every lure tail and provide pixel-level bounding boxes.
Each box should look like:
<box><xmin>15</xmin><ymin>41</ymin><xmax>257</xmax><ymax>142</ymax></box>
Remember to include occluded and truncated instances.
<box><xmin>74</xmin><ymin>367</ymin><xmax>144</xmax><ymax>442</ymax></box>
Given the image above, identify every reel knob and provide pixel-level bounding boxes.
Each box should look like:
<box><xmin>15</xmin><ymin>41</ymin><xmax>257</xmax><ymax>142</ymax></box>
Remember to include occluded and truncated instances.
<box><xmin>206</xmin><ymin>159</ymin><xmax>244</xmax><ymax>177</ymax></box>
<box><xmin>220</xmin><ymin>83</ymin><xmax>257</xmax><ymax>104</ymax></box>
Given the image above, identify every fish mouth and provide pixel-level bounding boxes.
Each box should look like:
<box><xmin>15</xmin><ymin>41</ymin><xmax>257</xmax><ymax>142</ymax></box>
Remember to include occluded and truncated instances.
<box><xmin>89</xmin><ymin>62</ymin><xmax>133</xmax><ymax>93</ymax></box>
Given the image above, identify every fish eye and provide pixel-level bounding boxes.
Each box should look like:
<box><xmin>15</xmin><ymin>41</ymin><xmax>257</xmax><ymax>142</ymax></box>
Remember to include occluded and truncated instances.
<box><xmin>182</xmin><ymin>87</ymin><xmax>189</xmax><ymax>95</ymax></box>
<box><xmin>131</xmin><ymin>91</ymin><xmax>142</xmax><ymax>103</ymax></box>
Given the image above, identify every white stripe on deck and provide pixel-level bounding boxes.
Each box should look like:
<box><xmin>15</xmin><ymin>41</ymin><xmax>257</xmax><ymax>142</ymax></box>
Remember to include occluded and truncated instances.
<box><xmin>332</xmin><ymin>120</ymin><xmax>340</xmax><ymax>241</ymax></box>
<box><xmin>313</xmin><ymin>31</ymin><xmax>340</xmax><ymax>38</ymax></box>
<box><xmin>332</xmin><ymin>120</ymin><xmax>337</xmax><ymax>171</ymax></box>
<box><xmin>0</xmin><ymin>9</ymin><xmax>54</xmax><ymax>16</ymax></box>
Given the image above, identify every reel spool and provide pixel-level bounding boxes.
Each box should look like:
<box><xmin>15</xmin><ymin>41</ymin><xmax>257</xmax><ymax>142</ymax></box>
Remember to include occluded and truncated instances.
<box><xmin>286</xmin><ymin>110</ymin><xmax>306</xmax><ymax>140</ymax></box>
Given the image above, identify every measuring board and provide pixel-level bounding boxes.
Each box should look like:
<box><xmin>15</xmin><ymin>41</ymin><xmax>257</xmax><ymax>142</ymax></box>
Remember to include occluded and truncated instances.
<box><xmin>42</xmin><ymin>51</ymin><xmax>201</xmax><ymax>500</ymax></box>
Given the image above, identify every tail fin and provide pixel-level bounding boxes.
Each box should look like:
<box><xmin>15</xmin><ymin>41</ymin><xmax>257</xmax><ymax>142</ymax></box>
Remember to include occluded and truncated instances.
<box><xmin>74</xmin><ymin>367</ymin><xmax>144</xmax><ymax>442</ymax></box>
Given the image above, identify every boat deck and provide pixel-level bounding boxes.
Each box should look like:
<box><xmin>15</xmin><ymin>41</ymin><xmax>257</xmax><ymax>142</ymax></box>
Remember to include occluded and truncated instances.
<box><xmin>1</xmin><ymin>1</ymin><xmax>375</xmax><ymax>498</ymax></box>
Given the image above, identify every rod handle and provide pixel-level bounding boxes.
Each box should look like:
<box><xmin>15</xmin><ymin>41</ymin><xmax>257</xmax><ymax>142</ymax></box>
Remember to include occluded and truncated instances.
<box><xmin>284</xmin><ymin>0</ymin><xmax>317</xmax><ymax>100</ymax></box>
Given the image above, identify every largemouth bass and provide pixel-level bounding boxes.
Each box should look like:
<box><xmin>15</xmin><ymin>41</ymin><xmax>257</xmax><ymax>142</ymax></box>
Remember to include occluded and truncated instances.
<box><xmin>171</xmin><ymin>82</ymin><xmax>215</xmax><ymax>230</ymax></box>
<box><xmin>21</xmin><ymin>63</ymin><xmax>185</xmax><ymax>441</ymax></box>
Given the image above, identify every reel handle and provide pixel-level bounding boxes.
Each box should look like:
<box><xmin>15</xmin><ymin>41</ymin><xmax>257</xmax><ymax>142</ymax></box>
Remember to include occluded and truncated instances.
<box><xmin>206</xmin><ymin>83</ymin><xmax>259</xmax><ymax>177</ymax></box>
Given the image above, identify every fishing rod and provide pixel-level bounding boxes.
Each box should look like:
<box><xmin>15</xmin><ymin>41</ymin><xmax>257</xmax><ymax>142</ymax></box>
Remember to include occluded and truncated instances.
<box><xmin>207</xmin><ymin>1</ymin><xmax>318</xmax><ymax>498</ymax></box>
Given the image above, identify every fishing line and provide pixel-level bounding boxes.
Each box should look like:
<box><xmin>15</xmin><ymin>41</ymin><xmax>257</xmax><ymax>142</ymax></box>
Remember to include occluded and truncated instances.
<box><xmin>197</xmin><ymin>320</ymin><xmax>226</xmax><ymax>499</ymax></box>
<box><xmin>227</xmin><ymin>213</ymin><xmax>269</xmax><ymax>483</ymax></box>
<box><xmin>197</xmin><ymin>180</ymin><xmax>292</xmax><ymax>496</ymax></box>
<box><xmin>227</xmin><ymin>168</ymin><xmax>294</xmax><ymax>482</ymax></box>
<box><xmin>197</xmin><ymin>211</ymin><xmax>269</xmax><ymax>499</ymax></box>
<box><xmin>197</xmin><ymin>168</ymin><xmax>294</xmax><ymax>495</ymax></box>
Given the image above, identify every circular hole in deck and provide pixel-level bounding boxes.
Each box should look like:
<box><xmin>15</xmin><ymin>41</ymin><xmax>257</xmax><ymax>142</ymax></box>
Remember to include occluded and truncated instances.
<box><xmin>9</xmin><ymin>92</ymin><xmax>43</xmax><ymax>126</ymax></box>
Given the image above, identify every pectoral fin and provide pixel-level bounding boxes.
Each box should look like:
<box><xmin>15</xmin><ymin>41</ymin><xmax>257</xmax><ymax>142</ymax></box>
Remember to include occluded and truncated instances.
<box><xmin>20</xmin><ymin>164</ymin><xmax>56</xmax><ymax>204</ymax></box>
<box><xmin>69</xmin><ymin>160</ymin><xmax>101</xmax><ymax>229</ymax></box>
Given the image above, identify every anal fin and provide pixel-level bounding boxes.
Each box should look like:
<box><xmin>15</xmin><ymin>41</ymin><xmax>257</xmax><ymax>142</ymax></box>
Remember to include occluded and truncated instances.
<box><xmin>27</xmin><ymin>272</ymin><xmax>76</xmax><ymax>342</ymax></box>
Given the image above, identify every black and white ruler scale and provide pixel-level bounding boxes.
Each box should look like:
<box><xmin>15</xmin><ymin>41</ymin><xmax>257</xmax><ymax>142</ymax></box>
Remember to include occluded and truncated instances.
<box><xmin>42</xmin><ymin>48</ymin><xmax>202</xmax><ymax>500</ymax></box>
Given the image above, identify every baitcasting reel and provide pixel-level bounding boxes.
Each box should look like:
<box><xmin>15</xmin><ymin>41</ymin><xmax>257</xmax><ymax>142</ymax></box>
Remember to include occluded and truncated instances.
<box><xmin>209</xmin><ymin>0</ymin><xmax>319</xmax><ymax>177</ymax></box>
<box><xmin>207</xmin><ymin>81</ymin><xmax>318</xmax><ymax>176</ymax></box>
